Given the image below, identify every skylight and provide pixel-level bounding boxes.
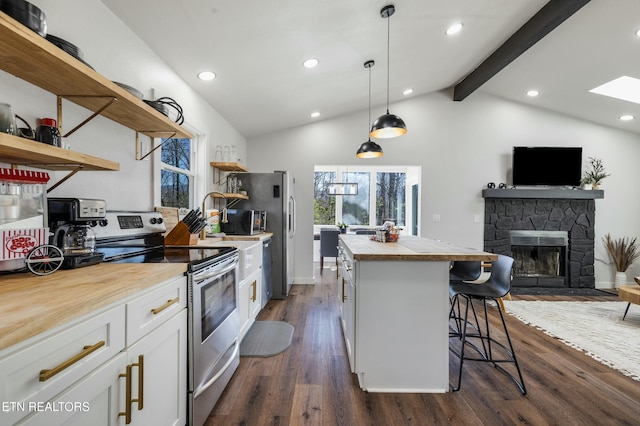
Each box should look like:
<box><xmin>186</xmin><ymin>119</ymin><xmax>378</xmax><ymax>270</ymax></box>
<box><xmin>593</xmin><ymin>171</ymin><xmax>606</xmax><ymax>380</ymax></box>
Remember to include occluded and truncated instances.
<box><xmin>589</xmin><ymin>76</ymin><xmax>640</xmax><ymax>104</ymax></box>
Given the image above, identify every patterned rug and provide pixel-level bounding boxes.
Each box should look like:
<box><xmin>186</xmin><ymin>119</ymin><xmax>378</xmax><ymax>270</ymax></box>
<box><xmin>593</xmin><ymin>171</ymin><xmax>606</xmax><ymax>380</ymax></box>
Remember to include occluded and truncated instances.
<box><xmin>503</xmin><ymin>300</ymin><xmax>640</xmax><ymax>381</ymax></box>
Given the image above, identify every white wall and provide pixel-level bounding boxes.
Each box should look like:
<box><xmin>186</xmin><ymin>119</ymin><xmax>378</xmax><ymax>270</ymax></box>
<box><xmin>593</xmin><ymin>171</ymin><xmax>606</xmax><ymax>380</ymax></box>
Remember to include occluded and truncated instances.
<box><xmin>248</xmin><ymin>90</ymin><xmax>640</xmax><ymax>288</ymax></box>
<box><xmin>0</xmin><ymin>0</ymin><xmax>246</xmax><ymax>210</ymax></box>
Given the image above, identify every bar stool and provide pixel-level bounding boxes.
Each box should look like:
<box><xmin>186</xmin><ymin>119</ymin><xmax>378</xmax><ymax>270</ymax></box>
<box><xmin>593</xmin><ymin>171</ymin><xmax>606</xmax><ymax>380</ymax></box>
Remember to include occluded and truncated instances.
<box><xmin>448</xmin><ymin>254</ymin><xmax>526</xmax><ymax>394</ymax></box>
<box><xmin>448</xmin><ymin>261</ymin><xmax>482</xmax><ymax>335</ymax></box>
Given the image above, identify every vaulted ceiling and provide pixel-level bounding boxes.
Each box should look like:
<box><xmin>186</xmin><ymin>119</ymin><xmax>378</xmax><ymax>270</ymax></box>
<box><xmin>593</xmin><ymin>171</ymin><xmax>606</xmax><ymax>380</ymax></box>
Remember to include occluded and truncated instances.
<box><xmin>101</xmin><ymin>0</ymin><xmax>640</xmax><ymax>138</ymax></box>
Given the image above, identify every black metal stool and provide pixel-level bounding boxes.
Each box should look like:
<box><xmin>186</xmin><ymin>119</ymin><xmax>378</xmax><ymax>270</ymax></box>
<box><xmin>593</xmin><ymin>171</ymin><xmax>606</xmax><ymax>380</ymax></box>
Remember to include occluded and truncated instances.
<box><xmin>448</xmin><ymin>261</ymin><xmax>482</xmax><ymax>335</ymax></box>
<box><xmin>448</xmin><ymin>254</ymin><xmax>526</xmax><ymax>394</ymax></box>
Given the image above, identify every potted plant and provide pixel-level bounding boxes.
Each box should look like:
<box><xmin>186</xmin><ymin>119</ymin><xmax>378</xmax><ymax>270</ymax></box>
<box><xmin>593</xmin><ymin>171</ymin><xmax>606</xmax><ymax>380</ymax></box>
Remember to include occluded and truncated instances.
<box><xmin>582</xmin><ymin>157</ymin><xmax>610</xmax><ymax>189</ymax></box>
<box><xmin>337</xmin><ymin>222</ymin><xmax>348</xmax><ymax>234</ymax></box>
<box><xmin>603</xmin><ymin>233</ymin><xmax>640</xmax><ymax>288</ymax></box>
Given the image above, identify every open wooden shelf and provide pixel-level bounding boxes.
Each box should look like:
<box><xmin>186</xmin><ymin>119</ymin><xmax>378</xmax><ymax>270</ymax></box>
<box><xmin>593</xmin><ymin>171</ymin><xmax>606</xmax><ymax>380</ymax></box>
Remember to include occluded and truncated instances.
<box><xmin>209</xmin><ymin>162</ymin><xmax>249</xmax><ymax>172</ymax></box>
<box><xmin>0</xmin><ymin>12</ymin><xmax>193</xmax><ymax>140</ymax></box>
<box><xmin>0</xmin><ymin>133</ymin><xmax>119</xmax><ymax>171</ymax></box>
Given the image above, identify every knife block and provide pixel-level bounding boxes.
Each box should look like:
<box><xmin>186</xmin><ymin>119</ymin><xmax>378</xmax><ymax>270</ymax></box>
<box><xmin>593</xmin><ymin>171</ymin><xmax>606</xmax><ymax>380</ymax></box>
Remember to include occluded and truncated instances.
<box><xmin>164</xmin><ymin>222</ymin><xmax>199</xmax><ymax>246</ymax></box>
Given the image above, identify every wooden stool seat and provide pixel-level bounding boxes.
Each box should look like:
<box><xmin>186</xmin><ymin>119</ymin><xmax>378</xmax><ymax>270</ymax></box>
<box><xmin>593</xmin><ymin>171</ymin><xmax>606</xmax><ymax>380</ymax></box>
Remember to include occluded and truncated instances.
<box><xmin>618</xmin><ymin>284</ymin><xmax>640</xmax><ymax>320</ymax></box>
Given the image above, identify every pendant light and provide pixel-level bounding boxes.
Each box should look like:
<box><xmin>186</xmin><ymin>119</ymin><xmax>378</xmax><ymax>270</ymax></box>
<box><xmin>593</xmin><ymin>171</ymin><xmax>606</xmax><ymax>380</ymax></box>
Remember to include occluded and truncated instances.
<box><xmin>356</xmin><ymin>60</ymin><xmax>383</xmax><ymax>158</ymax></box>
<box><xmin>370</xmin><ymin>4</ymin><xmax>407</xmax><ymax>139</ymax></box>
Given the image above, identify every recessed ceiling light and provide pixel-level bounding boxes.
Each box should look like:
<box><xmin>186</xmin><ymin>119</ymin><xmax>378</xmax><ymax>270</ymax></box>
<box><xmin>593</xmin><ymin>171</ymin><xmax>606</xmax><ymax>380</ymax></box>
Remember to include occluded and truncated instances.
<box><xmin>197</xmin><ymin>71</ymin><xmax>216</xmax><ymax>81</ymax></box>
<box><xmin>619</xmin><ymin>114</ymin><xmax>635</xmax><ymax>121</ymax></box>
<box><xmin>590</xmin><ymin>76</ymin><xmax>640</xmax><ymax>104</ymax></box>
<box><xmin>310</xmin><ymin>111</ymin><xmax>320</xmax><ymax>118</ymax></box>
<box><xmin>403</xmin><ymin>88</ymin><xmax>413</xmax><ymax>96</ymax></box>
<box><xmin>635</xmin><ymin>28</ymin><xmax>640</xmax><ymax>37</ymax></box>
<box><xmin>303</xmin><ymin>58</ymin><xmax>319</xmax><ymax>68</ymax></box>
<box><xmin>527</xmin><ymin>90</ymin><xmax>539</xmax><ymax>97</ymax></box>
<box><xmin>445</xmin><ymin>22</ymin><xmax>463</xmax><ymax>36</ymax></box>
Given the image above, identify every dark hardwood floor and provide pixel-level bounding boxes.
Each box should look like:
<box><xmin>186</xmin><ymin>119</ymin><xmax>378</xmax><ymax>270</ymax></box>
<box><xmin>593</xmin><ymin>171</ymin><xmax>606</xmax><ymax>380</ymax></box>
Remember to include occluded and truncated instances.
<box><xmin>206</xmin><ymin>264</ymin><xmax>640</xmax><ymax>425</ymax></box>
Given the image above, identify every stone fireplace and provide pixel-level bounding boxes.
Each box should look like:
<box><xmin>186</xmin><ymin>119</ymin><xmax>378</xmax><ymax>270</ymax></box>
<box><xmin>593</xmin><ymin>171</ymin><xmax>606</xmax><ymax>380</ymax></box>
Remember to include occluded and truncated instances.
<box><xmin>482</xmin><ymin>188</ymin><xmax>603</xmax><ymax>288</ymax></box>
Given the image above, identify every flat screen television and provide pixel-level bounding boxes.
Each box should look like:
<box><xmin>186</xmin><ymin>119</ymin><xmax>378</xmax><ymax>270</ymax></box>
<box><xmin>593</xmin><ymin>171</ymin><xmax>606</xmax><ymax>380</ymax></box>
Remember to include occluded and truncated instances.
<box><xmin>512</xmin><ymin>146</ymin><xmax>582</xmax><ymax>187</ymax></box>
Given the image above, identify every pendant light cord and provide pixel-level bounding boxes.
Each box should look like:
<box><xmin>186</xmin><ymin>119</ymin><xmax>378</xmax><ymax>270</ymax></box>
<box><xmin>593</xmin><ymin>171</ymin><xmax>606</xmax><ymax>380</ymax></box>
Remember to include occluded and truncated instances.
<box><xmin>368</xmin><ymin>65</ymin><xmax>372</xmax><ymax>129</ymax></box>
<box><xmin>386</xmin><ymin>11</ymin><xmax>390</xmax><ymax>114</ymax></box>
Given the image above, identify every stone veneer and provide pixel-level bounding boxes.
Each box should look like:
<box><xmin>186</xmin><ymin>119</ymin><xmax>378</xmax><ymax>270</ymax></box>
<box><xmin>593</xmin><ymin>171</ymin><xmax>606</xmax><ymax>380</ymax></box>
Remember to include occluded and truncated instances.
<box><xmin>483</xmin><ymin>194</ymin><xmax>597</xmax><ymax>288</ymax></box>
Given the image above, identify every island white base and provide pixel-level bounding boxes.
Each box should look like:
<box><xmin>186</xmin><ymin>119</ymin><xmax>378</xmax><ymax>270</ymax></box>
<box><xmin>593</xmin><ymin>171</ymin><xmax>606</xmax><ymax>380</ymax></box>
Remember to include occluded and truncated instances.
<box><xmin>353</xmin><ymin>260</ymin><xmax>450</xmax><ymax>393</ymax></box>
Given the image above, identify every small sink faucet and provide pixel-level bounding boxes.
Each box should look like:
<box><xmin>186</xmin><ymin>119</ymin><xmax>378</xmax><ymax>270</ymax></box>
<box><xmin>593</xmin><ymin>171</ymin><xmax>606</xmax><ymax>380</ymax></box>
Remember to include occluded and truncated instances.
<box><xmin>201</xmin><ymin>191</ymin><xmax>228</xmax><ymax>223</ymax></box>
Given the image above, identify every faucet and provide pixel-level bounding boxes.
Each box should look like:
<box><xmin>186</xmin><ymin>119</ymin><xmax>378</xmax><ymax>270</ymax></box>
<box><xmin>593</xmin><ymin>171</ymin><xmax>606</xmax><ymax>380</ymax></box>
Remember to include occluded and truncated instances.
<box><xmin>201</xmin><ymin>191</ymin><xmax>228</xmax><ymax>223</ymax></box>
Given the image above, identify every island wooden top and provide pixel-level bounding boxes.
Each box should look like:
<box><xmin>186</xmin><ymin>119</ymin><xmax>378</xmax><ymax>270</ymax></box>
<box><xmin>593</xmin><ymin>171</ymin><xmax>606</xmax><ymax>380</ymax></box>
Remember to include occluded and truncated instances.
<box><xmin>339</xmin><ymin>235</ymin><xmax>498</xmax><ymax>262</ymax></box>
<box><xmin>0</xmin><ymin>263</ymin><xmax>187</xmax><ymax>352</ymax></box>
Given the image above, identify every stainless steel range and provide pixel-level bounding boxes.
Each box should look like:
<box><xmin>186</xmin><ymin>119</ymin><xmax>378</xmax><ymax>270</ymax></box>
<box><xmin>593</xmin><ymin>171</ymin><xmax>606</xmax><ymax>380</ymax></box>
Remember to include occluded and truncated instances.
<box><xmin>93</xmin><ymin>211</ymin><xmax>240</xmax><ymax>426</ymax></box>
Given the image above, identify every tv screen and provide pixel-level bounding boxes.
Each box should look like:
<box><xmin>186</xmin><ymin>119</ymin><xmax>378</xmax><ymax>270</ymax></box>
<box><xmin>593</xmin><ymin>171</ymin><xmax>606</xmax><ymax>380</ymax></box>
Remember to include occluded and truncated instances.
<box><xmin>512</xmin><ymin>147</ymin><xmax>582</xmax><ymax>187</ymax></box>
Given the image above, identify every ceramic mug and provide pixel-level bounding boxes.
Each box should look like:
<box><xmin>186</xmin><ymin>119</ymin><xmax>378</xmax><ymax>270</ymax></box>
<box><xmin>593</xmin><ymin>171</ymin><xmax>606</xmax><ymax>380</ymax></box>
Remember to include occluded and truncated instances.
<box><xmin>0</xmin><ymin>103</ymin><xmax>17</xmax><ymax>135</ymax></box>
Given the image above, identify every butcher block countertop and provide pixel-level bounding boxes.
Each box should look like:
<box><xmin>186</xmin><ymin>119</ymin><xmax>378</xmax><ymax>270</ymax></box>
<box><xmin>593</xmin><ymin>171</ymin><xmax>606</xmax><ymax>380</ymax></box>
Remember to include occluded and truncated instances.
<box><xmin>197</xmin><ymin>232</ymin><xmax>273</xmax><ymax>243</ymax></box>
<box><xmin>339</xmin><ymin>235</ymin><xmax>497</xmax><ymax>262</ymax></box>
<box><xmin>0</xmin><ymin>263</ymin><xmax>187</xmax><ymax>352</ymax></box>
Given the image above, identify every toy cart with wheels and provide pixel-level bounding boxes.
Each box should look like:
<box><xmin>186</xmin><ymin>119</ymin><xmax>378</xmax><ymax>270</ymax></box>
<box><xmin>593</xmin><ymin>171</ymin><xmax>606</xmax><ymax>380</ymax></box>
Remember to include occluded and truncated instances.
<box><xmin>0</xmin><ymin>228</ymin><xmax>64</xmax><ymax>275</ymax></box>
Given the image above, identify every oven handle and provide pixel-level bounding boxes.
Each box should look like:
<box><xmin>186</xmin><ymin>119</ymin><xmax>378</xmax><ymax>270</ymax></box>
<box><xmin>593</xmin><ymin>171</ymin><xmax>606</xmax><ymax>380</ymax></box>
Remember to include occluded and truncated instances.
<box><xmin>193</xmin><ymin>338</ymin><xmax>239</xmax><ymax>399</ymax></box>
<box><xmin>193</xmin><ymin>259</ymin><xmax>238</xmax><ymax>283</ymax></box>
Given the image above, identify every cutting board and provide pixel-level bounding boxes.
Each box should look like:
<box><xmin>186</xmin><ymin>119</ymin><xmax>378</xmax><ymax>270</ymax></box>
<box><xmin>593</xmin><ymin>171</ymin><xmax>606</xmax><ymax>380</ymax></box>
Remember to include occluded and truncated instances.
<box><xmin>154</xmin><ymin>206</ymin><xmax>179</xmax><ymax>234</ymax></box>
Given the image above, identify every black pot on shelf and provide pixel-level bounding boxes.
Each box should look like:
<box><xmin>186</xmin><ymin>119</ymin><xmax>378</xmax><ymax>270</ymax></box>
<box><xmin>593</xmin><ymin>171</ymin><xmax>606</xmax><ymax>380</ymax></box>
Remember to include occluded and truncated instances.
<box><xmin>0</xmin><ymin>0</ymin><xmax>47</xmax><ymax>37</ymax></box>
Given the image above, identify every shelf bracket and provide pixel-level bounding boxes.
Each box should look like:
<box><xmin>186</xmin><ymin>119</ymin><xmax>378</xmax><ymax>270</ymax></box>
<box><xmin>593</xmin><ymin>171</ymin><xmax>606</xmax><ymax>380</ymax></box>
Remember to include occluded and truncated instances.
<box><xmin>57</xmin><ymin>95</ymin><xmax>118</xmax><ymax>138</ymax></box>
<box><xmin>136</xmin><ymin>132</ymin><xmax>177</xmax><ymax>161</ymax></box>
<box><xmin>47</xmin><ymin>166</ymin><xmax>84</xmax><ymax>193</ymax></box>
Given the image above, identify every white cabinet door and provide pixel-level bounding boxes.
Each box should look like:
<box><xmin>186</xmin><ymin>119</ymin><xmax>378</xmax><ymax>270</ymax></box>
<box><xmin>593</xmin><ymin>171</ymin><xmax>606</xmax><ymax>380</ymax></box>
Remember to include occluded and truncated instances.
<box><xmin>17</xmin><ymin>352</ymin><xmax>127</xmax><ymax>426</ymax></box>
<box><xmin>125</xmin><ymin>309</ymin><xmax>187</xmax><ymax>426</ymax></box>
<box><xmin>238</xmin><ymin>269</ymin><xmax>261</xmax><ymax>341</ymax></box>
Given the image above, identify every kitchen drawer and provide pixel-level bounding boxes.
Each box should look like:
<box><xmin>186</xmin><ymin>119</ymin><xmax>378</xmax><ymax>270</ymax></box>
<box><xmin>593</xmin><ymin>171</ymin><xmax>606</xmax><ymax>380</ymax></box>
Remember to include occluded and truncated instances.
<box><xmin>126</xmin><ymin>275</ymin><xmax>187</xmax><ymax>346</ymax></box>
<box><xmin>0</xmin><ymin>305</ymin><xmax>125</xmax><ymax>426</ymax></box>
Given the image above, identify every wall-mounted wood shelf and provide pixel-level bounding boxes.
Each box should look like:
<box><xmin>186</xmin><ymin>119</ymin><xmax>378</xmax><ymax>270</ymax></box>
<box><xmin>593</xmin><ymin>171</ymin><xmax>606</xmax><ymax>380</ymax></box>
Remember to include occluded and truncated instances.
<box><xmin>0</xmin><ymin>12</ymin><xmax>193</xmax><ymax>140</ymax></box>
<box><xmin>482</xmin><ymin>188</ymin><xmax>604</xmax><ymax>200</ymax></box>
<box><xmin>209</xmin><ymin>162</ymin><xmax>249</xmax><ymax>172</ymax></box>
<box><xmin>0</xmin><ymin>133</ymin><xmax>119</xmax><ymax>171</ymax></box>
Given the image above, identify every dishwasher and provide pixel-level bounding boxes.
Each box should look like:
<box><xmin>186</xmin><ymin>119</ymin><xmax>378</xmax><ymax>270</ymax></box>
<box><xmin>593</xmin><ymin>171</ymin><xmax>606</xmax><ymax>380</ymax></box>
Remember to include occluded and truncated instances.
<box><xmin>262</xmin><ymin>237</ymin><xmax>273</xmax><ymax>308</ymax></box>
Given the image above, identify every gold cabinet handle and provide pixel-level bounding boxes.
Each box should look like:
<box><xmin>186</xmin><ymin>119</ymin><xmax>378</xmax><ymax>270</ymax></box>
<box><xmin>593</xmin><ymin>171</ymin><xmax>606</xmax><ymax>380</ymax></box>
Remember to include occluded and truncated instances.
<box><xmin>119</xmin><ymin>364</ymin><xmax>133</xmax><ymax>424</ymax></box>
<box><xmin>151</xmin><ymin>297</ymin><xmax>179</xmax><ymax>315</ymax></box>
<box><xmin>251</xmin><ymin>280</ymin><xmax>257</xmax><ymax>302</ymax></box>
<box><xmin>133</xmin><ymin>355</ymin><xmax>144</xmax><ymax>411</ymax></box>
<box><xmin>341</xmin><ymin>278</ymin><xmax>347</xmax><ymax>303</ymax></box>
<box><xmin>118</xmin><ymin>355</ymin><xmax>144</xmax><ymax>424</ymax></box>
<box><xmin>39</xmin><ymin>340</ymin><xmax>105</xmax><ymax>382</ymax></box>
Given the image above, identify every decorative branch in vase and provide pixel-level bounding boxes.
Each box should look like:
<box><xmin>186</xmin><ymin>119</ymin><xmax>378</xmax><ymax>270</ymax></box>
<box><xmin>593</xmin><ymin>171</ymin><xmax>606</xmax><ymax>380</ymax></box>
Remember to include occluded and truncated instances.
<box><xmin>603</xmin><ymin>233</ymin><xmax>640</xmax><ymax>288</ymax></box>
<box><xmin>581</xmin><ymin>157</ymin><xmax>610</xmax><ymax>189</ymax></box>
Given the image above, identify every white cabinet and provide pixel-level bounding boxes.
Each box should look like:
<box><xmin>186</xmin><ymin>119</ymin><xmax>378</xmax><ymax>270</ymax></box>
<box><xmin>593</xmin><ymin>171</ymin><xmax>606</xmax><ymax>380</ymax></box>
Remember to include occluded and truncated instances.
<box><xmin>124</xmin><ymin>310</ymin><xmax>187</xmax><ymax>426</ymax></box>
<box><xmin>338</xmin><ymin>241</ymin><xmax>356</xmax><ymax>372</ymax></box>
<box><xmin>238</xmin><ymin>269</ymin><xmax>262</xmax><ymax>340</ymax></box>
<box><xmin>0</xmin><ymin>305</ymin><xmax>126</xmax><ymax>426</ymax></box>
<box><xmin>0</xmin><ymin>275</ymin><xmax>187</xmax><ymax>426</ymax></box>
<box><xmin>17</xmin><ymin>352</ymin><xmax>127</xmax><ymax>426</ymax></box>
<box><xmin>122</xmin><ymin>275</ymin><xmax>187</xmax><ymax>426</ymax></box>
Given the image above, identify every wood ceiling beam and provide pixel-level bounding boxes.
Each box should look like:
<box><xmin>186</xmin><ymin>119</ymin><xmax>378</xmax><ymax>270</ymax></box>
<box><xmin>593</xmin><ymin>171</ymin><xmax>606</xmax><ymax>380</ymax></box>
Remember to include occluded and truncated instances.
<box><xmin>453</xmin><ymin>0</ymin><xmax>591</xmax><ymax>101</ymax></box>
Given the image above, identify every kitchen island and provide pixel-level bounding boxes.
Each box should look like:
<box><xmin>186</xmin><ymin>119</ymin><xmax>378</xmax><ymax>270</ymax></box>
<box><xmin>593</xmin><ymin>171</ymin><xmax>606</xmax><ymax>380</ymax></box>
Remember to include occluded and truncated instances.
<box><xmin>337</xmin><ymin>235</ymin><xmax>496</xmax><ymax>393</ymax></box>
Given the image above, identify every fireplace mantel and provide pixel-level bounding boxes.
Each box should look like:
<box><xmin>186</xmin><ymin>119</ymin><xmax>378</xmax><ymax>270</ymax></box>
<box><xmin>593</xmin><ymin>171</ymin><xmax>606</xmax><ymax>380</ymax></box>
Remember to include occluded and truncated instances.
<box><xmin>482</xmin><ymin>188</ymin><xmax>604</xmax><ymax>200</ymax></box>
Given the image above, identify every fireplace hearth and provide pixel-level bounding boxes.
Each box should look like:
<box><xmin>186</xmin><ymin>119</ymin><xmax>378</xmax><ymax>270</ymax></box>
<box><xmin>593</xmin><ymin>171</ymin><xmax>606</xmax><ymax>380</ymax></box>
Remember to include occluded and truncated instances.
<box><xmin>482</xmin><ymin>189</ymin><xmax>602</xmax><ymax>289</ymax></box>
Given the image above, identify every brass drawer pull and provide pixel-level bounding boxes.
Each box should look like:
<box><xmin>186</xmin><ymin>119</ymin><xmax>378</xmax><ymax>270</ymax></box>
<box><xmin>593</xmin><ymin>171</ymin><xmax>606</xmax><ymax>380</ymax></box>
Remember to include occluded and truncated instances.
<box><xmin>39</xmin><ymin>340</ymin><xmax>105</xmax><ymax>381</ymax></box>
<box><xmin>150</xmin><ymin>297</ymin><xmax>179</xmax><ymax>314</ymax></box>
<box><xmin>118</xmin><ymin>355</ymin><xmax>144</xmax><ymax>424</ymax></box>
<box><xmin>342</xmin><ymin>278</ymin><xmax>347</xmax><ymax>303</ymax></box>
<box><xmin>251</xmin><ymin>280</ymin><xmax>257</xmax><ymax>302</ymax></box>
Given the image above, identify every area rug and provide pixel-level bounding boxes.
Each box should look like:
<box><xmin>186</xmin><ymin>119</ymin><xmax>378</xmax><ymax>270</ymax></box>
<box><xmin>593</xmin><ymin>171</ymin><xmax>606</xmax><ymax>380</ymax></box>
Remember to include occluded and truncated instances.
<box><xmin>240</xmin><ymin>321</ymin><xmax>294</xmax><ymax>357</ymax></box>
<box><xmin>503</xmin><ymin>300</ymin><xmax>640</xmax><ymax>381</ymax></box>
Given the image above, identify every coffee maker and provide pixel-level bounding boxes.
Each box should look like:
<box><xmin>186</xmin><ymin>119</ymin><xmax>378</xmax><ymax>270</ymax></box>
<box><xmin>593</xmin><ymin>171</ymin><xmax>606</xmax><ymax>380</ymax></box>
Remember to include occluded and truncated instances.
<box><xmin>48</xmin><ymin>198</ymin><xmax>107</xmax><ymax>269</ymax></box>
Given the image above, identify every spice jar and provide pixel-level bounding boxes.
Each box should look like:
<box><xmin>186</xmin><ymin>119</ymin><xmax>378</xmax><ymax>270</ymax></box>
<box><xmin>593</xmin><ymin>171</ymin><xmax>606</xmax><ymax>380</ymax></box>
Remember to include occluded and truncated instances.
<box><xmin>35</xmin><ymin>118</ymin><xmax>61</xmax><ymax>147</ymax></box>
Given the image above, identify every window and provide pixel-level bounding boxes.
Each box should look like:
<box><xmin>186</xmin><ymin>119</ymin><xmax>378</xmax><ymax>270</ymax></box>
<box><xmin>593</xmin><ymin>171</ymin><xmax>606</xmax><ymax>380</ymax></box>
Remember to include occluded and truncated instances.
<box><xmin>314</xmin><ymin>166</ymin><xmax>419</xmax><ymax>232</ymax></box>
<box><xmin>314</xmin><ymin>171</ymin><xmax>336</xmax><ymax>225</ymax></box>
<box><xmin>160</xmin><ymin>138</ymin><xmax>194</xmax><ymax>208</ymax></box>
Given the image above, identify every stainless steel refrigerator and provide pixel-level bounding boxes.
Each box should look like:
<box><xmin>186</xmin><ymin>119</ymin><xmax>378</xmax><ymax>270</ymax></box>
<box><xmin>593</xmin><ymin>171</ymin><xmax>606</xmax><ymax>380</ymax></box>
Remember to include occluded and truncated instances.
<box><xmin>235</xmin><ymin>171</ymin><xmax>295</xmax><ymax>299</ymax></box>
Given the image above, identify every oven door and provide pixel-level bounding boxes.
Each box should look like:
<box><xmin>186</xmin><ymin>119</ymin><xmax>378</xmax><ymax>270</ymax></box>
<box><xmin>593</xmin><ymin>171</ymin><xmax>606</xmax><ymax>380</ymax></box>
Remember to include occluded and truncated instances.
<box><xmin>189</xmin><ymin>254</ymin><xmax>240</xmax><ymax>425</ymax></box>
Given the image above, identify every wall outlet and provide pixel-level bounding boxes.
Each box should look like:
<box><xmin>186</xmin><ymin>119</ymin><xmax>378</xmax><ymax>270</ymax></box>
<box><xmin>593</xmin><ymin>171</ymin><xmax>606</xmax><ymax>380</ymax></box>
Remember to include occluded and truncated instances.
<box><xmin>432</xmin><ymin>214</ymin><xmax>441</xmax><ymax>223</ymax></box>
<box><xmin>474</xmin><ymin>214</ymin><xmax>481</xmax><ymax>223</ymax></box>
